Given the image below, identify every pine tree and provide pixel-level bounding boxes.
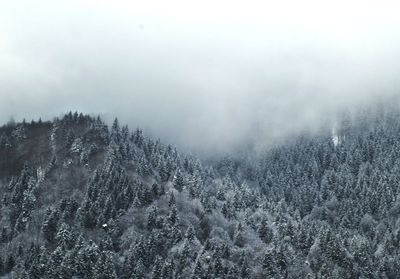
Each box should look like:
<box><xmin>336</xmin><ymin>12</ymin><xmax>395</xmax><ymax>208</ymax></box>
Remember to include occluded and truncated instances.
<box><xmin>133</xmin><ymin>258</ymin><xmax>146</xmax><ymax>279</ymax></box>
<box><xmin>65</xmin><ymin>129</ymin><xmax>75</xmax><ymax>148</ymax></box>
<box><xmin>42</xmin><ymin>208</ymin><xmax>59</xmax><ymax>243</ymax></box>
<box><xmin>185</xmin><ymin>226</ymin><xmax>195</xmax><ymax>242</ymax></box>
<box><xmin>234</xmin><ymin>222</ymin><xmax>245</xmax><ymax>247</ymax></box>
<box><xmin>0</xmin><ymin>227</ymin><xmax>8</xmax><ymax>243</ymax></box>
<box><xmin>169</xmin><ymin>192</ymin><xmax>176</xmax><ymax>207</ymax></box>
<box><xmin>213</xmin><ymin>255</ymin><xmax>223</xmax><ymax>278</ymax></box>
<box><xmin>0</xmin><ymin>254</ymin><xmax>4</xmax><ymax>275</ymax></box>
<box><xmin>161</xmin><ymin>259</ymin><xmax>174</xmax><ymax>279</ymax></box>
<box><xmin>151</xmin><ymin>257</ymin><xmax>163</xmax><ymax>279</ymax></box>
<box><xmin>48</xmin><ymin>246</ymin><xmax>64</xmax><ymax>278</ymax></box>
<box><xmin>260</xmin><ymin>222</ymin><xmax>273</xmax><ymax>245</ymax></box>
<box><xmin>262</xmin><ymin>249</ymin><xmax>275</xmax><ymax>278</ymax></box>
<box><xmin>59</xmin><ymin>250</ymin><xmax>76</xmax><ymax>278</ymax></box>
<box><xmin>160</xmin><ymin>164</ymin><xmax>170</xmax><ymax>182</ymax></box>
<box><xmin>239</xmin><ymin>252</ymin><xmax>250</xmax><ymax>278</ymax></box>
<box><xmin>147</xmin><ymin>206</ymin><xmax>158</xmax><ymax>230</ymax></box>
<box><xmin>56</xmin><ymin>222</ymin><xmax>74</xmax><ymax>249</ymax></box>
<box><xmin>99</xmin><ymin>234</ymin><xmax>114</xmax><ymax>251</ymax></box>
<box><xmin>190</xmin><ymin>258</ymin><xmax>203</xmax><ymax>279</ymax></box>
<box><xmin>168</xmin><ymin>205</ymin><xmax>179</xmax><ymax>225</ymax></box>
<box><xmin>93</xmin><ymin>251</ymin><xmax>117</xmax><ymax>279</ymax></box>
<box><xmin>174</xmin><ymin>170</ymin><xmax>185</xmax><ymax>192</ymax></box>
<box><xmin>110</xmin><ymin>118</ymin><xmax>121</xmax><ymax>142</ymax></box>
<box><xmin>0</xmin><ymin>133</ymin><xmax>11</xmax><ymax>148</ymax></box>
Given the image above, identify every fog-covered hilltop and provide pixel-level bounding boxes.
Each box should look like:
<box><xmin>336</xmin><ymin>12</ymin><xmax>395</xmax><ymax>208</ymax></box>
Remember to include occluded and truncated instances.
<box><xmin>1</xmin><ymin>108</ymin><xmax>400</xmax><ymax>278</ymax></box>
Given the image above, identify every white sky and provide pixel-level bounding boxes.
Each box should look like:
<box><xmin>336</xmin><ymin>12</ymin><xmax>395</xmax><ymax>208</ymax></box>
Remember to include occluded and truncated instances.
<box><xmin>1</xmin><ymin>0</ymin><xmax>400</xmax><ymax>153</ymax></box>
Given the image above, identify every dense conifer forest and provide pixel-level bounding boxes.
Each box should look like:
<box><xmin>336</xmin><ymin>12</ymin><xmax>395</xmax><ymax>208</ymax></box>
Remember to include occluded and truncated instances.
<box><xmin>2</xmin><ymin>105</ymin><xmax>400</xmax><ymax>278</ymax></box>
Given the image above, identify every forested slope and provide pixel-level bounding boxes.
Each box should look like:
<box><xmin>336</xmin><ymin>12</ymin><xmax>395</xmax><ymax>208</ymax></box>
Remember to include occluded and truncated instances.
<box><xmin>1</xmin><ymin>108</ymin><xmax>400</xmax><ymax>278</ymax></box>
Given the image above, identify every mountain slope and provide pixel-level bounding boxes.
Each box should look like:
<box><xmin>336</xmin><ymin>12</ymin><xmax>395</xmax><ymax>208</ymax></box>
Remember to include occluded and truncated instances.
<box><xmin>1</xmin><ymin>108</ymin><xmax>400</xmax><ymax>278</ymax></box>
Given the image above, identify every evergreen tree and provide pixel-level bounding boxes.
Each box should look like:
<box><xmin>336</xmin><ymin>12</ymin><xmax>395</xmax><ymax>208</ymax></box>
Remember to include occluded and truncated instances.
<box><xmin>174</xmin><ymin>170</ymin><xmax>185</xmax><ymax>192</ymax></box>
<box><xmin>42</xmin><ymin>208</ymin><xmax>59</xmax><ymax>243</ymax></box>
<box><xmin>151</xmin><ymin>257</ymin><xmax>163</xmax><ymax>279</ymax></box>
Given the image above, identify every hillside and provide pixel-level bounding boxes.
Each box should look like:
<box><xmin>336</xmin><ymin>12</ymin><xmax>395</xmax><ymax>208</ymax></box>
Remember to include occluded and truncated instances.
<box><xmin>1</xmin><ymin>109</ymin><xmax>400</xmax><ymax>278</ymax></box>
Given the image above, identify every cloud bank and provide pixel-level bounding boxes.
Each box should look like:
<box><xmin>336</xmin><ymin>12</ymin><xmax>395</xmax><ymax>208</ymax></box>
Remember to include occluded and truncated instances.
<box><xmin>1</xmin><ymin>0</ymin><xmax>400</xmax><ymax>154</ymax></box>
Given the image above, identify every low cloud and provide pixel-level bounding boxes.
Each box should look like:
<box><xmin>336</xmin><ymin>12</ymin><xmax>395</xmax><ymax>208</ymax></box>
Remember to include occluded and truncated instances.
<box><xmin>1</xmin><ymin>0</ymin><xmax>400</xmax><ymax>154</ymax></box>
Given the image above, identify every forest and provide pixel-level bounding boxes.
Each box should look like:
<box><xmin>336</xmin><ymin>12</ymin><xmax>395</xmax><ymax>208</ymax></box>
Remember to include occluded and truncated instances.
<box><xmin>1</xmin><ymin>104</ymin><xmax>400</xmax><ymax>278</ymax></box>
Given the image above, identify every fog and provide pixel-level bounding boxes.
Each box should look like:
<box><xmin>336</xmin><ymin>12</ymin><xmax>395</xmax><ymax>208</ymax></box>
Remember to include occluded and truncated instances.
<box><xmin>1</xmin><ymin>0</ymin><xmax>400</xmax><ymax>154</ymax></box>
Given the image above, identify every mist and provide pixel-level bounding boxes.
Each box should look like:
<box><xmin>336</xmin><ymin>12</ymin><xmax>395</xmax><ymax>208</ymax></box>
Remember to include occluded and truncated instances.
<box><xmin>1</xmin><ymin>0</ymin><xmax>400</xmax><ymax>154</ymax></box>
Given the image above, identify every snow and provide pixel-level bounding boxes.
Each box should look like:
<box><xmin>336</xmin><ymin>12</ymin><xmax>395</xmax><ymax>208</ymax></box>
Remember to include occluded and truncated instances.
<box><xmin>332</xmin><ymin>127</ymin><xmax>339</xmax><ymax>147</ymax></box>
<box><xmin>332</xmin><ymin>135</ymin><xmax>339</xmax><ymax>147</ymax></box>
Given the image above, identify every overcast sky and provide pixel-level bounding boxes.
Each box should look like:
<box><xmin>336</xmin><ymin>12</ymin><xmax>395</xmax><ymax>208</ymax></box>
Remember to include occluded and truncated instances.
<box><xmin>1</xmin><ymin>0</ymin><xmax>400</xmax><ymax>154</ymax></box>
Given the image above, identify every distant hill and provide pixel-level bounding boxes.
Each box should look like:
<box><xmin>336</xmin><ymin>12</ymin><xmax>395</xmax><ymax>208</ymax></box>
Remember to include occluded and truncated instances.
<box><xmin>2</xmin><ymin>108</ymin><xmax>400</xmax><ymax>278</ymax></box>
